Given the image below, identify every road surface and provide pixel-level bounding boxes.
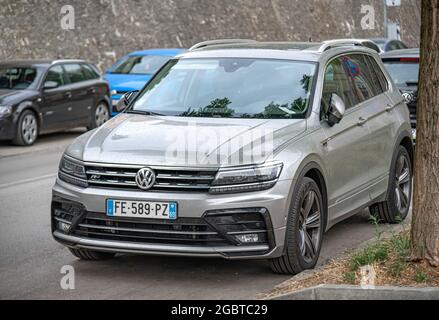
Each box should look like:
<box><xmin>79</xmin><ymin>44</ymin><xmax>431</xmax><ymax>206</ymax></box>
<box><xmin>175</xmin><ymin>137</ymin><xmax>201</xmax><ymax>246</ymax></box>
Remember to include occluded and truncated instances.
<box><xmin>0</xmin><ymin>132</ymin><xmax>401</xmax><ymax>299</ymax></box>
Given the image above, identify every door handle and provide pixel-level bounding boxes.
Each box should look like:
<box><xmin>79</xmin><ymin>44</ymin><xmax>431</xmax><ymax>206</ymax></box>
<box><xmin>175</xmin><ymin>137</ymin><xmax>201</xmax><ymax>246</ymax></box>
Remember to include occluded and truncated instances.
<box><xmin>65</xmin><ymin>92</ymin><xmax>72</xmax><ymax>99</ymax></box>
<box><xmin>357</xmin><ymin>117</ymin><xmax>367</xmax><ymax>126</ymax></box>
<box><xmin>386</xmin><ymin>104</ymin><xmax>394</xmax><ymax>112</ymax></box>
<box><xmin>89</xmin><ymin>88</ymin><xmax>96</xmax><ymax>94</ymax></box>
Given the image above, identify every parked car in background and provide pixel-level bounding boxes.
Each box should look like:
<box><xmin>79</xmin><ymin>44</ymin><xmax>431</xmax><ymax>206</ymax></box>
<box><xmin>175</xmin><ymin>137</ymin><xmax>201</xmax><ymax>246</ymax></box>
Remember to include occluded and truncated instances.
<box><xmin>370</xmin><ymin>38</ymin><xmax>408</xmax><ymax>53</ymax></box>
<box><xmin>381</xmin><ymin>48</ymin><xmax>419</xmax><ymax>140</ymax></box>
<box><xmin>0</xmin><ymin>59</ymin><xmax>111</xmax><ymax>146</ymax></box>
<box><xmin>52</xmin><ymin>39</ymin><xmax>413</xmax><ymax>275</ymax></box>
<box><xmin>104</xmin><ymin>49</ymin><xmax>186</xmax><ymax>115</ymax></box>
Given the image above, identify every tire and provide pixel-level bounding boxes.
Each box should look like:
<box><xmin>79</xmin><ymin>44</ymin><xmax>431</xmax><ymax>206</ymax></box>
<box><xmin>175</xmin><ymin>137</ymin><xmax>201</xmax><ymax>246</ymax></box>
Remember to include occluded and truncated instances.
<box><xmin>87</xmin><ymin>102</ymin><xmax>110</xmax><ymax>130</ymax></box>
<box><xmin>12</xmin><ymin>109</ymin><xmax>38</xmax><ymax>146</ymax></box>
<box><xmin>270</xmin><ymin>177</ymin><xmax>324</xmax><ymax>275</ymax></box>
<box><xmin>369</xmin><ymin>145</ymin><xmax>412</xmax><ymax>224</ymax></box>
<box><xmin>69</xmin><ymin>248</ymin><xmax>116</xmax><ymax>261</ymax></box>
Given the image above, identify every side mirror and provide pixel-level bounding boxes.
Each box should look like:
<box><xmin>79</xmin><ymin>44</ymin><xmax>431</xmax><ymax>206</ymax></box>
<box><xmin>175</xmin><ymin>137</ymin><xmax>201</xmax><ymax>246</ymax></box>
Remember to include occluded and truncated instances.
<box><xmin>326</xmin><ymin>93</ymin><xmax>345</xmax><ymax>126</ymax></box>
<box><xmin>43</xmin><ymin>81</ymin><xmax>59</xmax><ymax>90</ymax></box>
<box><xmin>116</xmin><ymin>90</ymin><xmax>139</xmax><ymax>112</ymax></box>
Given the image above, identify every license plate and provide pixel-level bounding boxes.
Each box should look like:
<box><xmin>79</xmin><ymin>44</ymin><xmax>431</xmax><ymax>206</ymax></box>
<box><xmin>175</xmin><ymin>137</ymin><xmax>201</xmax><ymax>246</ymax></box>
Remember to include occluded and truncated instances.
<box><xmin>106</xmin><ymin>199</ymin><xmax>177</xmax><ymax>220</ymax></box>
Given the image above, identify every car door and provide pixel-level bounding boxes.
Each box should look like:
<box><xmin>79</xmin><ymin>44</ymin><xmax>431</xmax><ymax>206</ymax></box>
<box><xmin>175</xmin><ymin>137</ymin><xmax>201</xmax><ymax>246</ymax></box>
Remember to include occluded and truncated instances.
<box><xmin>40</xmin><ymin>65</ymin><xmax>71</xmax><ymax>131</ymax></box>
<box><xmin>360</xmin><ymin>54</ymin><xmax>397</xmax><ymax>200</ymax></box>
<box><xmin>63</xmin><ymin>63</ymin><xmax>95</xmax><ymax>125</ymax></box>
<box><xmin>320</xmin><ymin>55</ymin><xmax>373</xmax><ymax>221</ymax></box>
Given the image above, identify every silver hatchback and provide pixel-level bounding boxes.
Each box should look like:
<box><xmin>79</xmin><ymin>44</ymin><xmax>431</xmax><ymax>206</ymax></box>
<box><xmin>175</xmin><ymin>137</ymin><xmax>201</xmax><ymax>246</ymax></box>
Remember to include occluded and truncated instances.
<box><xmin>52</xmin><ymin>40</ymin><xmax>413</xmax><ymax>274</ymax></box>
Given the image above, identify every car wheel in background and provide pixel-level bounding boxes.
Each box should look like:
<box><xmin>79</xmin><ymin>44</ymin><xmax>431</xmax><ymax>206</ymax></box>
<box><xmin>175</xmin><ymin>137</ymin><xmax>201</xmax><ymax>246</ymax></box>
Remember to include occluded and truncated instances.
<box><xmin>270</xmin><ymin>177</ymin><xmax>324</xmax><ymax>274</ymax></box>
<box><xmin>69</xmin><ymin>248</ymin><xmax>116</xmax><ymax>260</ymax></box>
<box><xmin>88</xmin><ymin>102</ymin><xmax>110</xmax><ymax>130</ymax></box>
<box><xmin>369</xmin><ymin>145</ymin><xmax>412</xmax><ymax>224</ymax></box>
<box><xmin>13</xmin><ymin>109</ymin><xmax>38</xmax><ymax>146</ymax></box>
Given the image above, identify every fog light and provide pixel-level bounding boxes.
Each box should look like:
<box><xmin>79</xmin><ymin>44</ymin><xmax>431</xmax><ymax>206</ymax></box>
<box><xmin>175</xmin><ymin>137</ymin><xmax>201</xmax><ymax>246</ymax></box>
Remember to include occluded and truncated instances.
<box><xmin>235</xmin><ymin>233</ymin><xmax>260</xmax><ymax>244</ymax></box>
<box><xmin>58</xmin><ymin>221</ymin><xmax>71</xmax><ymax>233</ymax></box>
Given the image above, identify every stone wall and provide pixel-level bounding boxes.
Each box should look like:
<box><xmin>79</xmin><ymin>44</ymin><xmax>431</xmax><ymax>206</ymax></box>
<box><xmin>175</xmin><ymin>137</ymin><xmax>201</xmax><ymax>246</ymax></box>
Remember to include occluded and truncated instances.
<box><xmin>0</xmin><ymin>0</ymin><xmax>421</xmax><ymax>71</ymax></box>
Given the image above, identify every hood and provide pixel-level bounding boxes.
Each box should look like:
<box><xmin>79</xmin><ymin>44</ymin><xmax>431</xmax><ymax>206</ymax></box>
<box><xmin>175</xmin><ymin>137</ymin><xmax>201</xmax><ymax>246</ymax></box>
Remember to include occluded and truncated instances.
<box><xmin>0</xmin><ymin>89</ymin><xmax>38</xmax><ymax>105</ymax></box>
<box><xmin>66</xmin><ymin>114</ymin><xmax>307</xmax><ymax>167</ymax></box>
<box><xmin>103</xmin><ymin>73</ymin><xmax>151</xmax><ymax>92</ymax></box>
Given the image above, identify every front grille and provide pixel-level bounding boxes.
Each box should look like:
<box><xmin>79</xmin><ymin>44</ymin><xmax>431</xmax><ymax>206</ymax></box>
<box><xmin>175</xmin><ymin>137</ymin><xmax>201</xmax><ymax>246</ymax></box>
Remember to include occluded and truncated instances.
<box><xmin>85</xmin><ymin>165</ymin><xmax>217</xmax><ymax>192</ymax></box>
<box><xmin>408</xmin><ymin>103</ymin><xmax>417</xmax><ymax>128</ymax></box>
<box><xmin>73</xmin><ymin>213</ymin><xmax>230</xmax><ymax>246</ymax></box>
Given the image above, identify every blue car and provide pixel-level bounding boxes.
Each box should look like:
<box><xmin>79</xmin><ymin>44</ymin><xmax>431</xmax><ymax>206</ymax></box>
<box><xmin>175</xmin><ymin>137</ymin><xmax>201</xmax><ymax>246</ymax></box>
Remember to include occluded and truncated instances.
<box><xmin>104</xmin><ymin>48</ymin><xmax>186</xmax><ymax>115</ymax></box>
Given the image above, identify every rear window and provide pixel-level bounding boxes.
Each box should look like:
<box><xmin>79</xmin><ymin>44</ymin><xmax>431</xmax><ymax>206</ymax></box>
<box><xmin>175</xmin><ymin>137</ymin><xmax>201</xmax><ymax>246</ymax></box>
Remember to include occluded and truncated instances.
<box><xmin>64</xmin><ymin>64</ymin><xmax>86</xmax><ymax>83</ymax></box>
<box><xmin>383</xmin><ymin>58</ymin><xmax>419</xmax><ymax>86</ymax></box>
<box><xmin>81</xmin><ymin>64</ymin><xmax>100</xmax><ymax>80</ymax></box>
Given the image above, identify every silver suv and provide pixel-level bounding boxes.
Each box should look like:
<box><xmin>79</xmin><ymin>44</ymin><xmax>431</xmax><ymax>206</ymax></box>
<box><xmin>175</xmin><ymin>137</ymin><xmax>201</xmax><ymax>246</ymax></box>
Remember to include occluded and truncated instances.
<box><xmin>52</xmin><ymin>39</ymin><xmax>413</xmax><ymax>274</ymax></box>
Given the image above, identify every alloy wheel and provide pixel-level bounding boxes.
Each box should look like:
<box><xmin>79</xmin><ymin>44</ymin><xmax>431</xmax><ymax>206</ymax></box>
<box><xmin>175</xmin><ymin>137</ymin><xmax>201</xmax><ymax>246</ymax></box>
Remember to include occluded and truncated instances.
<box><xmin>21</xmin><ymin>113</ymin><xmax>37</xmax><ymax>144</ymax></box>
<box><xmin>95</xmin><ymin>104</ymin><xmax>109</xmax><ymax>127</ymax></box>
<box><xmin>394</xmin><ymin>154</ymin><xmax>411</xmax><ymax>213</ymax></box>
<box><xmin>298</xmin><ymin>190</ymin><xmax>322</xmax><ymax>263</ymax></box>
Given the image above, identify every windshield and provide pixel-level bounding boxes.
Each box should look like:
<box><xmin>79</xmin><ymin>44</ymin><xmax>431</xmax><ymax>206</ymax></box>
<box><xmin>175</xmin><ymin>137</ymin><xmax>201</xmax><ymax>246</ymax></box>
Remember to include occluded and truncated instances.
<box><xmin>131</xmin><ymin>58</ymin><xmax>316</xmax><ymax>119</ymax></box>
<box><xmin>0</xmin><ymin>67</ymin><xmax>39</xmax><ymax>90</ymax></box>
<box><xmin>110</xmin><ymin>55</ymin><xmax>172</xmax><ymax>75</ymax></box>
<box><xmin>383</xmin><ymin>60</ymin><xmax>419</xmax><ymax>86</ymax></box>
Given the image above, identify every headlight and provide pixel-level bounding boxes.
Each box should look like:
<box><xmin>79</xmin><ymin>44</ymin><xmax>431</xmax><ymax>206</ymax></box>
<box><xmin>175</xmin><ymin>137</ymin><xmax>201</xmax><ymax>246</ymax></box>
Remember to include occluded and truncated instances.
<box><xmin>58</xmin><ymin>156</ymin><xmax>88</xmax><ymax>187</ymax></box>
<box><xmin>0</xmin><ymin>105</ymin><xmax>12</xmax><ymax>117</ymax></box>
<box><xmin>209</xmin><ymin>162</ymin><xmax>283</xmax><ymax>194</ymax></box>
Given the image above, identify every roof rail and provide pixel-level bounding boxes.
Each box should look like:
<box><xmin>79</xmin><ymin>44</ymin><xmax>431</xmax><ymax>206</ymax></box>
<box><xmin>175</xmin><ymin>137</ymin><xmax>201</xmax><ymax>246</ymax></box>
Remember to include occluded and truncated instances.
<box><xmin>189</xmin><ymin>39</ymin><xmax>257</xmax><ymax>51</ymax></box>
<box><xmin>51</xmin><ymin>59</ymin><xmax>85</xmax><ymax>64</ymax></box>
<box><xmin>317</xmin><ymin>39</ymin><xmax>366</xmax><ymax>53</ymax></box>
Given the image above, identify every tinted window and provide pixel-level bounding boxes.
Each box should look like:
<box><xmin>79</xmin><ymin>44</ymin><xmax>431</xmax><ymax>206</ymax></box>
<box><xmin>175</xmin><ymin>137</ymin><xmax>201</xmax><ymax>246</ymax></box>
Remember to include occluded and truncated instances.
<box><xmin>81</xmin><ymin>64</ymin><xmax>99</xmax><ymax>80</ymax></box>
<box><xmin>64</xmin><ymin>64</ymin><xmax>86</xmax><ymax>83</ymax></box>
<box><xmin>0</xmin><ymin>67</ymin><xmax>39</xmax><ymax>90</ymax></box>
<box><xmin>45</xmin><ymin>65</ymin><xmax>65</xmax><ymax>87</ymax></box>
<box><xmin>321</xmin><ymin>57</ymin><xmax>359</xmax><ymax>113</ymax></box>
<box><xmin>132</xmin><ymin>58</ymin><xmax>317</xmax><ymax>119</ymax></box>
<box><xmin>346</xmin><ymin>55</ymin><xmax>379</xmax><ymax>101</ymax></box>
<box><xmin>111</xmin><ymin>55</ymin><xmax>172</xmax><ymax>75</ymax></box>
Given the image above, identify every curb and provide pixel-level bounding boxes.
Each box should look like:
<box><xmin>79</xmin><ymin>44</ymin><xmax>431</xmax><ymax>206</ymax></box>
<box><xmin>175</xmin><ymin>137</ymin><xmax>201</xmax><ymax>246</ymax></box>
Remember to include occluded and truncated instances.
<box><xmin>270</xmin><ymin>284</ymin><xmax>439</xmax><ymax>300</ymax></box>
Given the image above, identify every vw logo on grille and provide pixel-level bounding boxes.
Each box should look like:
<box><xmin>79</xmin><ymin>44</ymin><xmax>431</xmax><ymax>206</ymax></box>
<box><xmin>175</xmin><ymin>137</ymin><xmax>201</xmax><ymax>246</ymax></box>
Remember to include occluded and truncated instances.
<box><xmin>135</xmin><ymin>168</ymin><xmax>156</xmax><ymax>190</ymax></box>
<box><xmin>402</xmin><ymin>92</ymin><xmax>414</xmax><ymax>103</ymax></box>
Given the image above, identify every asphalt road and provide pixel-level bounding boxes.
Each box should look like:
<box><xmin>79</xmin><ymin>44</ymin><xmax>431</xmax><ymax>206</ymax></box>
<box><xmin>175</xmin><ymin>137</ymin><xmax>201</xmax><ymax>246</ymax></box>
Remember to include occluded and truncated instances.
<box><xmin>0</xmin><ymin>132</ymin><xmax>402</xmax><ymax>300</ymax></box>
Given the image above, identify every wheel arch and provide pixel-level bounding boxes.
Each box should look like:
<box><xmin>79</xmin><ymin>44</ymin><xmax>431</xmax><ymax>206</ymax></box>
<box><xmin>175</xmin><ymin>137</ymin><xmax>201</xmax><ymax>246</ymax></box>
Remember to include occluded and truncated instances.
<box><xmin>15</xmin><ymin>102</ymin><xmax>42</xmax><ymax>129</ymax></box>
<box><xmin>289</xmin><ymin>158</ymin><xmax>329</xmax><ymax>231</ymax></box>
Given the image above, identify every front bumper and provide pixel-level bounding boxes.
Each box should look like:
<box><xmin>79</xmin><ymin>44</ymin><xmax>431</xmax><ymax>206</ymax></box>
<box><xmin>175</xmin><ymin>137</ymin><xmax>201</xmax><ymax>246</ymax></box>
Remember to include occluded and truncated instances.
<box><xmin>110</xmin><ymin>94</ymin><xmax>122</xmax><ymax>116</ymax></box>
<box><xmin>0</xmin><ymin>116</ymin><xmax>15</xmax><ymax>140</ymax></box>
<box><xmin>52</xmin><ymin>178</ymin><xmax>292</xmax><ymax>259</ymax></box>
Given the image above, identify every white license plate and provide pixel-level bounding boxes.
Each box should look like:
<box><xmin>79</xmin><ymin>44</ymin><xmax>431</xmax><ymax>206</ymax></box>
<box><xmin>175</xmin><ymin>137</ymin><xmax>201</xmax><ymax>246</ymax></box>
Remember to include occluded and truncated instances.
<box><xmin>106</xmin><ymin>199</ymin><xmax>177</xmax><ymax>220</ymax></box>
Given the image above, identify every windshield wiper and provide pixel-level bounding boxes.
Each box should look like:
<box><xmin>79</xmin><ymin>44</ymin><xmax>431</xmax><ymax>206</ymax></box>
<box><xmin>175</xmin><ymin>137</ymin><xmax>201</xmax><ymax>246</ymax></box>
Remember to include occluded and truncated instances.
<box><xmin>126</xmin><ymin>110</ymin><xmax>165</xmax><ymax>116</ymax></box>
<box><xmin>405</xmin><ymin>81</ymin><xmax>418</xmax><ymax>86</ymax></box>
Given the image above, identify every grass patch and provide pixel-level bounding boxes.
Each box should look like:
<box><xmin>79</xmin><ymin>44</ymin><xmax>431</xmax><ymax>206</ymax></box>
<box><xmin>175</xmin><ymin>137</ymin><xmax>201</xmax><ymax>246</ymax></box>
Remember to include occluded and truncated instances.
<box><xmin>348</xmin><ymin>242</ymin><xmax>389</xmax><ymax>271</ymax></box>
<box><xmin>262</xmin><ymin>230</ymin><xmax>439</xmax><ymax>299</ymax></box>
<box><xmin>414</xmin><ymin>269</ymin><xmax>429</xmax><ymax>283</ymax></box>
